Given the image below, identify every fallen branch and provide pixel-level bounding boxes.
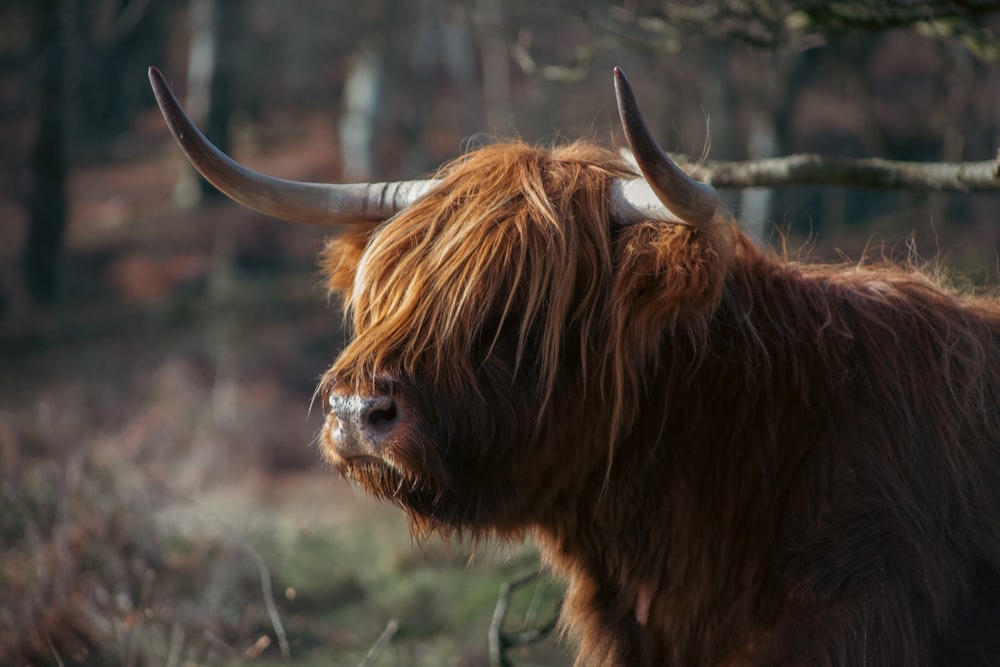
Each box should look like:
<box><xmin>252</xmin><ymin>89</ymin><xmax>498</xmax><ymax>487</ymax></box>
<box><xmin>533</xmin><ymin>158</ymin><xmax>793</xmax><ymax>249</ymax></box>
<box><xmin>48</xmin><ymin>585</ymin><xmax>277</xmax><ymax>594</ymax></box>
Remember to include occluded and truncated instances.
<box><xmin>488</xmin><ymin>571</ymin><xmax>561</xmax><ymax>667</ymax></box>
<box><xmin>143</xmin><ymin>478</ymin><xmax>291</xmax><ymax>660</ymax></box>
<box><xmin>674</xmin><ymin>150</ymin><xmax>1000</xmax><ymax>193</ymax></box>
<box><xmin>357</xmin><ymin>618</ymin><xmax>399</xmax><ymax>667</ymax></box>
<box><xmin>244</xmin><ymin>544</ymin><xmax>291</xmax><ymax>660</ymax></box>
<box><xmin>45</xmin><ymin>636</ymin><xmax>64</xmax><ymax>667</ymax></box>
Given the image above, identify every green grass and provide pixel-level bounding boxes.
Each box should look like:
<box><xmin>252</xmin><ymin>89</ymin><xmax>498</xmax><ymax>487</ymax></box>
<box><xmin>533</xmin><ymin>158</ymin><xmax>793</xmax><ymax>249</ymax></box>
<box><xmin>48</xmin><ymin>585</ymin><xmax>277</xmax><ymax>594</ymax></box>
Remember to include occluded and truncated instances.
<box><xmin>0</xmin><ymin>419</ymin><xmax>568</xmax><ymax>667</ymax></box>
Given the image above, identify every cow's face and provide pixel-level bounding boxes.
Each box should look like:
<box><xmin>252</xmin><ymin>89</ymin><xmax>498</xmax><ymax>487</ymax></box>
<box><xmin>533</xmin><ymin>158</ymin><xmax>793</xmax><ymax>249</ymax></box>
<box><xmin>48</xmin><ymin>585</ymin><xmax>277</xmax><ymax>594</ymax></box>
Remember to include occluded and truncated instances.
<box><xmin>318</xmin><ymin>142</ymin><xmax>637</xmax><ymax>533</ymax></box>
<box><xmin>147</xmin><ymin>65</ymin><xmax>731</xmax><ymax>534</ymax></box>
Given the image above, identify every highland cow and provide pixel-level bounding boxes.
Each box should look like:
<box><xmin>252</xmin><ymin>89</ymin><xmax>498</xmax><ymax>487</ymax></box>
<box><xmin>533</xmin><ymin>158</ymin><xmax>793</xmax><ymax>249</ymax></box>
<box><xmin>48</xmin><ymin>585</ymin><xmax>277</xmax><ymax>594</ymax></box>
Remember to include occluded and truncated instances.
<box><xmin>150</xmin><ymin>66</ymin><xmax>1000</xmax><ymax>666</ymax></box>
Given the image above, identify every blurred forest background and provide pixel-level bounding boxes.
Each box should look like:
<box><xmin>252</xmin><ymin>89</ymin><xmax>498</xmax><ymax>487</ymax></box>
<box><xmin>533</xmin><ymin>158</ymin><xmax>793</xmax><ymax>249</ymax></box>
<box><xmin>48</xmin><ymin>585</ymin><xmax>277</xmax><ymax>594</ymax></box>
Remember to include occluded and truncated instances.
<box><xmin>1</xmin><ymin>1</ymin><xmax>999</xmax><ymax>665</ymax></box>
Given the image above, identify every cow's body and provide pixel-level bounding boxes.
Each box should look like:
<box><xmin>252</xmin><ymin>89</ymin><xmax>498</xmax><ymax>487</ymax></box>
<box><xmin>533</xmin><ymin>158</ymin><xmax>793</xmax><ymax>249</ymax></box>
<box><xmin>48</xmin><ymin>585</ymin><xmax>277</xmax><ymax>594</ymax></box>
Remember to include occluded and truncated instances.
<box><xmin>319</xmin><ymin>142</ymin><xmax>1000</xmax><ymax>666</ymax></box>
<box><xmin>546</xmin><ymin>237</ymin><xmax>1000</xmax><ymax>666</ymax></box>
<box><xmin>149</xmin><ymin>66</ymin><xmax>1000</xmax><ymax>666</ymax></box>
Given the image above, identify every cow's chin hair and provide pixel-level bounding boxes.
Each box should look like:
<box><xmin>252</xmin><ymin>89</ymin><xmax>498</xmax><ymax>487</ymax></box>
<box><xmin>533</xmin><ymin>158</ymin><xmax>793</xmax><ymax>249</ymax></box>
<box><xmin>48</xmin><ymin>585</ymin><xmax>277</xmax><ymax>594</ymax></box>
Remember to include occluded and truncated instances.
<box><xmin>335</xmin><ymin>455</ymin><xmax>445</xmax><ymax>525</ymax></box>
<box><xmin>321</xmin><ymin>371</ymin><xmax>566</xmax><ymax>539</ymax></box>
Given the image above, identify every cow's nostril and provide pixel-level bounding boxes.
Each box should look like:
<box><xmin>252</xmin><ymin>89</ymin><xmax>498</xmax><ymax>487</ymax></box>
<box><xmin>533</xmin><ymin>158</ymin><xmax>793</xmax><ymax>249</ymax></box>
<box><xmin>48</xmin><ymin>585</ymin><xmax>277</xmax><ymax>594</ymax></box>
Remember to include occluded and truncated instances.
<box><xmin>367</xmin><ymin>401</ymin><xmax>398</xmax><ymax>432</ymax></box>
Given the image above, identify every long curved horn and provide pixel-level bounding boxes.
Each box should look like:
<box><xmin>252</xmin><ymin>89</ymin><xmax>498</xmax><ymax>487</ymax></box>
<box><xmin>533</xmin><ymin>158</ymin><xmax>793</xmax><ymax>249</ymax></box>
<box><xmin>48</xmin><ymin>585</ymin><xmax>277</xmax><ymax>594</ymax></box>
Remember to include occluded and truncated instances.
<box><xmin>613</xmin><ymin>67</ymin><xmax>719</xmax><ymax>226</ymax></box>
<box><xmin>148</xmin><ymin>67</ymin><xmax>437</xmax><ymax>224</ymax></box>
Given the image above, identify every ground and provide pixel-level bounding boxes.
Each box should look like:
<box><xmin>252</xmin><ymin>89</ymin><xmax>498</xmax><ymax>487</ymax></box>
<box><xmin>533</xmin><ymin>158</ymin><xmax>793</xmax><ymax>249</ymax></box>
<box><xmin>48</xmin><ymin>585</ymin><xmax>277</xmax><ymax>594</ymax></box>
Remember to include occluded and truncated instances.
<box><xmin>0</xmin><ymin>112</ymin><xmax>566</xmax><ymax>666</ymax></box>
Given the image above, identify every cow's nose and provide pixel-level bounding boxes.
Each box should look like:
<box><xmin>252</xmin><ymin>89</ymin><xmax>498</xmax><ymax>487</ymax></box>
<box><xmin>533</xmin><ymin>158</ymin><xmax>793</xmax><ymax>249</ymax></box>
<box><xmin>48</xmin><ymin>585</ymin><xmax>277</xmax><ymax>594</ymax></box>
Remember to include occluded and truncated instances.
<box><xmin>328</xmin><ymin>393</ymin><xmax>401</xmax><ymax>458</ymax></box>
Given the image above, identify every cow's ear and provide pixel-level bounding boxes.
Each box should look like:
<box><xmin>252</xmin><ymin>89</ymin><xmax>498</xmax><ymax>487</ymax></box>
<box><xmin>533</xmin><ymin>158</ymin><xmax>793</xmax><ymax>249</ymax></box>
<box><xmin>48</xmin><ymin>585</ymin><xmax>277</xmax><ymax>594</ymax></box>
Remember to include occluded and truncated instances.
<box><xmin>320</xmin><ymin>223</ymin><xmax>379</xmax><ymax>299</ymax></box>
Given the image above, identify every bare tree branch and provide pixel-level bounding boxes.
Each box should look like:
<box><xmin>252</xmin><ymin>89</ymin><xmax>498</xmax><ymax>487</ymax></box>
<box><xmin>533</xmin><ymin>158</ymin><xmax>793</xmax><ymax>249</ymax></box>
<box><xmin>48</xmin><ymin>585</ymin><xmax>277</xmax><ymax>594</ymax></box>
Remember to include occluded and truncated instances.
<box><xmin>511</xmin><ymin>28</ymin><xmax>618</xmax><ymax>82</ymax></box>
<box><xmin>673</xmin><ymin>150</ymin><xmax>1000</xmax><ymax>192</ymax></box>
<box><xmin>585</xmin><ymin>1</ymin><xmax>1000</xmax><ymax>58</ymax></box>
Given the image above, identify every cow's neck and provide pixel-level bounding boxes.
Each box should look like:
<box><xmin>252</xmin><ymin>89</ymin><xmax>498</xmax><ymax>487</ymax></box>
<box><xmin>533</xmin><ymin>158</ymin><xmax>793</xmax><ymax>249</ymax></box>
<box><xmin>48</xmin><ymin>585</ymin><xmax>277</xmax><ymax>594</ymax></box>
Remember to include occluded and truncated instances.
<box><xmin>535</xmin><ymin>258</ymin><xmax>842</xmax><ymax>665</ymax></box>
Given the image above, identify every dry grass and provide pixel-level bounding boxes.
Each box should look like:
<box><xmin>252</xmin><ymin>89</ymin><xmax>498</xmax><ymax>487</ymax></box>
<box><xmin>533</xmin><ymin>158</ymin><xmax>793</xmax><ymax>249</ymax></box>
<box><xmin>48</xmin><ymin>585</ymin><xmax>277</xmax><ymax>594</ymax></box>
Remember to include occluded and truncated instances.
<box><xmin>0</xmin><ymin>250</ymin><xmax>566</xmax><ymax>666</ymax></box>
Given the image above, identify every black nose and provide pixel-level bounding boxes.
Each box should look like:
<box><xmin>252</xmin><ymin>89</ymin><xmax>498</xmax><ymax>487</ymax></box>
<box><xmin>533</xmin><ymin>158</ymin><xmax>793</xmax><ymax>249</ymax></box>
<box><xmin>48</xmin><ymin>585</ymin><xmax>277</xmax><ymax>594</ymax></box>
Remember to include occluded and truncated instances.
<box><xmin>328</xmin><ymin>393</ymin><xmax>402</xmax><ymax>458</ymax></box>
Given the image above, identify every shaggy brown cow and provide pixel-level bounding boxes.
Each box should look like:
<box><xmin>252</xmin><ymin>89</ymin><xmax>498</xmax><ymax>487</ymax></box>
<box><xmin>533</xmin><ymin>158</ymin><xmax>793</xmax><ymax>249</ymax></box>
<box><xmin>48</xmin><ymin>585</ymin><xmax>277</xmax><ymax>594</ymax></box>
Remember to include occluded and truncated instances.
<box><xmin>150</xmin><ymin>66</ymin><xmax>1000</xmax><ymax>666</ymax></box>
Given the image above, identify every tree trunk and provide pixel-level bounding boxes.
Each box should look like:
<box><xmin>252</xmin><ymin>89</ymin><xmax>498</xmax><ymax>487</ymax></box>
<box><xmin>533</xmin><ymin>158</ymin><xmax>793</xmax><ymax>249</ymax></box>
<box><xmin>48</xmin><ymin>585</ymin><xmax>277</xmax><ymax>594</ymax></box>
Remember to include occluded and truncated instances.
<box><xmin>339</xmin><ymin>45</ymin><xmax>383</xmax><ymax>182</ymax></box>
<box><xmin>201</xmin><ymin>0</ymin><xmax>241</xmax><ymax>200</ymax></box>
<box><xmin>475</xmin><ymin>0</ymin><xmax>511</xmax><ymax>133</ymax></box>
<box><xmin>175</xmin><ymin>0</ymin><xmax>218</xmax><ymax>208</ymax></box>
<box><xmin>23</xmin><ymin>0</ymin><xmax>68</xmax><ymax>305</ymax></box>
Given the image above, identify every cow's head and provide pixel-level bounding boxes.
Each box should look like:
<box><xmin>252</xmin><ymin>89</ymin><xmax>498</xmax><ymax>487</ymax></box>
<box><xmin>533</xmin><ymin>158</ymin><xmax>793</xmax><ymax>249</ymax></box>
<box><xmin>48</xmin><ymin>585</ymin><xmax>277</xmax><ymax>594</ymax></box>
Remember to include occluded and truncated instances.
<box><xmin>149</xmin><ymin>67</ymin><xmax>735</xmax><ymax>535</ymax></box>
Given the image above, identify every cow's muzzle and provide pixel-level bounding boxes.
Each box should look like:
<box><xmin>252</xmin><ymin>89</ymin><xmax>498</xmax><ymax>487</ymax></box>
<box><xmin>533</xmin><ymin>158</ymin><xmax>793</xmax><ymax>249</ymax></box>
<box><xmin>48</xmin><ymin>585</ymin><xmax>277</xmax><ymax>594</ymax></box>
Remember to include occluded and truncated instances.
<box><xmin>327</xmin><ymin>393</ymin><xmax>403</xmax><ymax>460</ymax></box>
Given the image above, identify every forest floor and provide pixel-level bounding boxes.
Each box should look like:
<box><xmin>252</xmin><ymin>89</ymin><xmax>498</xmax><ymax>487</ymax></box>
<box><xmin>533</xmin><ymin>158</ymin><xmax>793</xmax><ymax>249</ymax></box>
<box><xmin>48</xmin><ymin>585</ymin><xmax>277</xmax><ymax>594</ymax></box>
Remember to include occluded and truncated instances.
<box><xmin>0</xmin><ymin>115</ymin><xmax>566</xmax><ymax>667</ymax></box>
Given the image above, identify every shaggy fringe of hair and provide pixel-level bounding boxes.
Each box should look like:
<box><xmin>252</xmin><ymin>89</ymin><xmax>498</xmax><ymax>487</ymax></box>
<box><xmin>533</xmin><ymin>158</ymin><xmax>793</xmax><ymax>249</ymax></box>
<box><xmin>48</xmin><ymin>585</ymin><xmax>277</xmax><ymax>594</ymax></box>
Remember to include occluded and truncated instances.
<box><xmin>326</xmin><ymin>142</ymin><xmax>627</xmax><ymax>409</ymax></box>
<box><xmin>322</xmin><ymin>141</ymin><xmax>735</xmax><ymax>447</ymax></box>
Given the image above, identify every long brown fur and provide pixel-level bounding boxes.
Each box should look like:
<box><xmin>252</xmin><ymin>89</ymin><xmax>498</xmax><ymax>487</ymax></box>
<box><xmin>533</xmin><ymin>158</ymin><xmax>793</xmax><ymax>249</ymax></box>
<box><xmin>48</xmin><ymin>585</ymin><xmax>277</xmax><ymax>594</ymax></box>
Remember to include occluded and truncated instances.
<box><xmin>319</xmin><ymin>141</ymin><xmax>1000</xmax><ymax>665</ymax></box>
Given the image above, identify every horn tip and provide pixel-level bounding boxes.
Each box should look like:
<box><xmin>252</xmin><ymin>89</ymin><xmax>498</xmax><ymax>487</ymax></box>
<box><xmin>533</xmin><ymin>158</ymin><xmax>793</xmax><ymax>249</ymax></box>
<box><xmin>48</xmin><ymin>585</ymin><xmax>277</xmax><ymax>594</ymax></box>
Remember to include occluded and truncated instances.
<box><xmin>148</xmin><ymin>66</ymin><xmax>170</xmax><ymax>101</ymax></box>
<box><xmin>613</xmin><ymin>66</ymin><xmax>628</xmax><ymax>89</ymax></box>
<box><xmin>613</xmin><ymin>67</ymin><xmax>634</xmax><ymax>111</ymax></box>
